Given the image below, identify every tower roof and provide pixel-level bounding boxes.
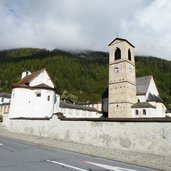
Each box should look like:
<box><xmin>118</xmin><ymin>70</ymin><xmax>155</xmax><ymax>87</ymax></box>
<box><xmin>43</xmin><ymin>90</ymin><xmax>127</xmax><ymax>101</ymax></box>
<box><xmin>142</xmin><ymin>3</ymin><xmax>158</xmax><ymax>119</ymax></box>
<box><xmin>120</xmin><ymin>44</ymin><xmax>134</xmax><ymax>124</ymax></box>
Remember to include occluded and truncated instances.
<box><xmin>108</xmin><ymin>38</ymin><xmax>135</xmax><ymax>47</ymax></box>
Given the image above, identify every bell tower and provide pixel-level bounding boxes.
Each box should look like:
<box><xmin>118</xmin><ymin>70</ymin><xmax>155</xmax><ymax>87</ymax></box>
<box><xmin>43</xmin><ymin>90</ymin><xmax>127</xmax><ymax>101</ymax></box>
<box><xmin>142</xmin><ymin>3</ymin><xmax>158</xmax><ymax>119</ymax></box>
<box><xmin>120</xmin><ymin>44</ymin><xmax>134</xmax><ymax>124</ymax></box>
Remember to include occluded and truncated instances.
<box><xmin>108</xmin><ymin>38</ymin><xmax>136</xmax><ymax>118</ymax></box>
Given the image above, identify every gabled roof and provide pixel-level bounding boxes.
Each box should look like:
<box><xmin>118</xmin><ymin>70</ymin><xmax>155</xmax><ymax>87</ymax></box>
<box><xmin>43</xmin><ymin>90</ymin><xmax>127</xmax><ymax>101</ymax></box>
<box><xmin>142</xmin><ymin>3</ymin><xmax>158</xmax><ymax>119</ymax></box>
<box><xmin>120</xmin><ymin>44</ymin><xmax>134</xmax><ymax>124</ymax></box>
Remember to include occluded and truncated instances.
<box><xmin>147</xmin><ymin>93</ymin><xmax>164</xmax><ymax>103</ymax></box>
<box><xmin>13</xmin><ymin>68</ymin><xmax>56</xmax><ymax>92</ymax></box>
<box><xmin>14</xmin><ymin>69</ymin><xmax>45</xmax><ymax>85</ymax></box>
<box><xmin>136</xmin><ymin>76</ymin><xmax>152</xmax><ymax>95</ymax></box>
<box><xmin>131</xmin><ymin>102</ymin><xmax>156</xmax><ymax>109</ymax></box>
<box><xmin>108</xmin><ymin>38</ymin><xmax>135</xmax><ymax>47</ymax></box>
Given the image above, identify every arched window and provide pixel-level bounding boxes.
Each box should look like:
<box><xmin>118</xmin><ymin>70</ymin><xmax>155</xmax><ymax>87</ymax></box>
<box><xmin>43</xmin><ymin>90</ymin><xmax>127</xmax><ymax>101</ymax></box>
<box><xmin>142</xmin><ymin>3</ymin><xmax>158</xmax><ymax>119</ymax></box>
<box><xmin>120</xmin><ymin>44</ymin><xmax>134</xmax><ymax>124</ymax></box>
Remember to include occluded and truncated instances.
<box><xmin>143</xmin><ymin>109</ymin><xmax>146</xmax><ymax>115</ymax></box>
<box><xmin>137</xmin><ymin>99</ymin><xmax>140</xmax><ymax>103</ymax></box>
<box><xmin>115</xmin><ymin>48</ymin><xmax>121</xmax><ymax>60</ymax></box>
<box><xmin>128</xmin><ymin>49</ymin><xmax>131</xmax><ymax>61</ymax></box>
<box><xmin>135</xmin><ymin>110</ymin><xmax>138</xmax><ymax>115</ymax></box>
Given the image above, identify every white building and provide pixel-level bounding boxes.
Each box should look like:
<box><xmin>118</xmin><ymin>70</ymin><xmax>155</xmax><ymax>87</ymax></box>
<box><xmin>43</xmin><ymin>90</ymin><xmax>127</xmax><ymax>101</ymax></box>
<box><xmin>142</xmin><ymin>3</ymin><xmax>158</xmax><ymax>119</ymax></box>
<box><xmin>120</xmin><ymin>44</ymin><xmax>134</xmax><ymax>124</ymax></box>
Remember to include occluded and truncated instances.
<box><xmin>9</xmin><ymin>69</ymin><xmax>60</xmax><ymax>118</ymax></box>
<box><xmin>59</xmin><ymin>101</ymin><xmax>102</xmax><ymax>118</ymax></box>
<box><xmin>9</xmin><ymin>69</ymin><xmax>101</xmax><ymax>119</ymax></box>
<box><xmin>132</xmin><ymin>75</ymin><xmax>166</xmax><ymax>118</ymax></box>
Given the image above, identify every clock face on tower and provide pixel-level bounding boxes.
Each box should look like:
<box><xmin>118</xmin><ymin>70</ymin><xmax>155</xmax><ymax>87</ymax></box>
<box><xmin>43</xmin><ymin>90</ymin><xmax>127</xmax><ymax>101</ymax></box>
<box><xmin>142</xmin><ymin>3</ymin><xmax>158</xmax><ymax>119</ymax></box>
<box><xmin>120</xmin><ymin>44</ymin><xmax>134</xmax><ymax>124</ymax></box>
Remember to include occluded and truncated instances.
<box><xmin>113</xmin><ymin>63</ymin><xmax>122</xmax><ymax>73</ymax></box>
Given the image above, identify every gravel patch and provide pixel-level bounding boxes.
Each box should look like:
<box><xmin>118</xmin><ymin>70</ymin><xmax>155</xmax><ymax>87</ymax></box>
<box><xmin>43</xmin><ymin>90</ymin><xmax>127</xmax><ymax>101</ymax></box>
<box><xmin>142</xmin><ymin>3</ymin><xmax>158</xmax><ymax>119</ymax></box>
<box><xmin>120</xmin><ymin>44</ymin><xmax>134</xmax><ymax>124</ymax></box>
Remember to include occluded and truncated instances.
<box><xmin>0</xmin><ymin>124</ymin><xmax>170</xmax><ymax>171</ymax></box>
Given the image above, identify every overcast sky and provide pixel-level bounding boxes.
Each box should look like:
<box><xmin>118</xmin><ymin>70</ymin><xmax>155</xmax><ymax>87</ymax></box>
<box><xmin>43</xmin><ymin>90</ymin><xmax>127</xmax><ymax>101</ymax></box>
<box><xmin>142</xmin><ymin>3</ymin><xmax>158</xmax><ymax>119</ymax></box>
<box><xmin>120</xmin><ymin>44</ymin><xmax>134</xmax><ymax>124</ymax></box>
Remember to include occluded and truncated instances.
<box><xmin>0</xmin><ymin>0</ymin><xmax>171</xmax><ymax>60</ymax></box>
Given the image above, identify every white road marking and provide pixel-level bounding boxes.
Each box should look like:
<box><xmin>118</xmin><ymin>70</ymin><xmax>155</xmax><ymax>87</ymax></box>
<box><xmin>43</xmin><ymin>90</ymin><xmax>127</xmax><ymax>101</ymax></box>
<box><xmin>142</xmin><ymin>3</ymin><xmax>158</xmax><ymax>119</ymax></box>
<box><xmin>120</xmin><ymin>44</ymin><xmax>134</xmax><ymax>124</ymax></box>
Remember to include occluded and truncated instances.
<box><xmin>0</xmin><ymin>143</ymin><xmax>4</xmax><ymax>146</ymax></box>
<box><xmin>46</xmin><ymin>160</ymin><xmax>88</xmax><ymax>171</ymax></box>
<box><xmin>85</xmin><ymin>161</ymin><xmax>138</xmax><ymax>171</ymax></box>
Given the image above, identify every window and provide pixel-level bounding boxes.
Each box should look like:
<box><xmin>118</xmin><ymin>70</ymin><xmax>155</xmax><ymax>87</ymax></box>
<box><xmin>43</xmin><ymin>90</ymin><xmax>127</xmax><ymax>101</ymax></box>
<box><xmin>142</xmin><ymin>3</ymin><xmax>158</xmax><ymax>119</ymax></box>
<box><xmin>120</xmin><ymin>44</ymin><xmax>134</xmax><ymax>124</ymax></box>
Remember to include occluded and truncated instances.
<box><xmin>128</xmin><ymin>49</ymin><xmax>131</xmax><ymax>61</ymax></box>
<box><xmin>1</xmin><ymin>98</ymin><xmax>4</xmax><ymax>103</ymax></box>
<box><xmin>47</xmin><ymin>95</ymin><xmax>50</xmax><ymax>101</ymax></box>
<box><xmin>135</xmin><ymin>110</ymin><xmax>138</xmax><ymax>115</ymax></box>
<box><xmin>36</xmin><ymin>93</ymin><xmax>41</xmax><ymax>97</ymax></box>
<box><xmin>137</xmin><ymin>99</ymin><xmax>140</xmax><ymax>103</ymax></box>
<box><xmin>115</xmin><ymin>48</ymin><xmax>121</xmax><ymax>60</ymax></box>
<box><xmin>143</xmin><ymin>109</ymin><xmax>146</xmax><ymax>115</ymax></box>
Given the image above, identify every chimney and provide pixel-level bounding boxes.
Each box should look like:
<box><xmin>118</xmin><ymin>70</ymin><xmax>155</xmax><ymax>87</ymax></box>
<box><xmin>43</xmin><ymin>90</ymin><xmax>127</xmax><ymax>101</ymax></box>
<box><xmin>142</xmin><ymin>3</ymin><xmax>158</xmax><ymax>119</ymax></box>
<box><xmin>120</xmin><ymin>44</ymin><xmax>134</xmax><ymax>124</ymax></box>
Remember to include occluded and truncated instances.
<box><xmin>21</xmin><ymin>71</ymin><xmax>31</xmax><ymax>79</ymax></box>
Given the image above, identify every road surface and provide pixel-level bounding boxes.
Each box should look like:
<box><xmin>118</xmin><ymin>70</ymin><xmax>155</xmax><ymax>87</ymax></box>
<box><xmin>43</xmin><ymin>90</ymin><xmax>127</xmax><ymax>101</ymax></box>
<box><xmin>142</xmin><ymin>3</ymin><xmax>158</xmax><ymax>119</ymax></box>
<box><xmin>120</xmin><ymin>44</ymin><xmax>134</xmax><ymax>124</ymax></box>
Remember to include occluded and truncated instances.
<box><xmin>0</xmin><ymin>136</ymin><xmax>157</xmax><ymax>171</ymax></box>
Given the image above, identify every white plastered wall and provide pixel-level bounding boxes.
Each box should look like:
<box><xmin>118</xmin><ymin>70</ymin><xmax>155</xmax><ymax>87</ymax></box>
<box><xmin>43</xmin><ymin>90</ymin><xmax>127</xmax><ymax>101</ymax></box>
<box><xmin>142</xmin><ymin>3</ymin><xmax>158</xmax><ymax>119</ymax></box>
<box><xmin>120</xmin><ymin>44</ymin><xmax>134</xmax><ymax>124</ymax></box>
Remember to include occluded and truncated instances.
<box><xmin>9</xmin><ymin>88</ymin><xmax>56</xmax><ymax>118</ymax></box>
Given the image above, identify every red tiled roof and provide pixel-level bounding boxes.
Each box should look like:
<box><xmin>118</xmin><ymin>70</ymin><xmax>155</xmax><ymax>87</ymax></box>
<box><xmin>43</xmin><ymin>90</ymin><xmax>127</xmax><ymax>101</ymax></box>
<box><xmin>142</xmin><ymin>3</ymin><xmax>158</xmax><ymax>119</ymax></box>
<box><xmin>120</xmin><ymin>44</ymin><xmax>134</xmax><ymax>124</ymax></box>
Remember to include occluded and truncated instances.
<box><xmin>12</xmin><ymin>68</ymin><xmax>57</xmax><ymax>92</ymax></box>
<box><xmin>13</xmin><ymin>69</ymin><xmax>45</xmax><ymax>86</ymax></box>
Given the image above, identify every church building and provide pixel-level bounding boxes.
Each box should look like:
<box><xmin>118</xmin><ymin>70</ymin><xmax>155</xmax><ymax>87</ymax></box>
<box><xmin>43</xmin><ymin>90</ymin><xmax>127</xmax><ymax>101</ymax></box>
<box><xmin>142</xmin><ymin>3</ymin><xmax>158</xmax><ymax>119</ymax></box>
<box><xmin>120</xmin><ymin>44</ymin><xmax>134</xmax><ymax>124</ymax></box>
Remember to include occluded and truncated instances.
<box><xmin>103</xmin><ymin>38</ymin><xmax>167</xmax><ymax>118</ymax></box>
<box><xmin>9</xmin><ymin>69</ymin><xmax>60</xmax><ymax>118</ymax></box>
<box><xmin>9</xmin><ymin>69</ymin><xmax>101</xmax><ymax>119</ymax></box>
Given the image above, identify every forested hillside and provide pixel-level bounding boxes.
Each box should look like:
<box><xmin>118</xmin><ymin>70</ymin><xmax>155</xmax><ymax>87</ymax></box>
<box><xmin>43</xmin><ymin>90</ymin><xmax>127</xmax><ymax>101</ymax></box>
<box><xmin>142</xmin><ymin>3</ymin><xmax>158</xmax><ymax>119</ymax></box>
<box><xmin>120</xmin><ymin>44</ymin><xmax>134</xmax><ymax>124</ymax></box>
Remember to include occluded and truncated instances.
<box><xmin>0</xmin><ymin>48</ymin><xmax>171</xmax><ymax>107</ymax></box>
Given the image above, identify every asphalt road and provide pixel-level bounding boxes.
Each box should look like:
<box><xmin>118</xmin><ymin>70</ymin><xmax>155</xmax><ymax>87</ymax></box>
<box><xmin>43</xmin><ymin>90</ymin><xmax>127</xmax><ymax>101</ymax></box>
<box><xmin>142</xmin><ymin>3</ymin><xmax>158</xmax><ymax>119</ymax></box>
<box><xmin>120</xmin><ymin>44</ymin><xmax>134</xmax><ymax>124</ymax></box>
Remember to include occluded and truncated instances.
<box><xmin>0</xmin><ymin>136</ymin><xmax>157</xmax><ymax>171</ymax></box>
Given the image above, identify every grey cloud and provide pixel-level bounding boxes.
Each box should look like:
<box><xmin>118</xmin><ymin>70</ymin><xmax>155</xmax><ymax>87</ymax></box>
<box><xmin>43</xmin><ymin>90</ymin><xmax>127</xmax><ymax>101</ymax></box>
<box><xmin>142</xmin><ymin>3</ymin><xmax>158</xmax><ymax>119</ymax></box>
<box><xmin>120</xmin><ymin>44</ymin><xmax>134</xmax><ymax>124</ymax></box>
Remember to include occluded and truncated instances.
<box><xmin>0</xmin><ymin>0</ymin><xmax>170</xmax><ymax>60</ymax></box>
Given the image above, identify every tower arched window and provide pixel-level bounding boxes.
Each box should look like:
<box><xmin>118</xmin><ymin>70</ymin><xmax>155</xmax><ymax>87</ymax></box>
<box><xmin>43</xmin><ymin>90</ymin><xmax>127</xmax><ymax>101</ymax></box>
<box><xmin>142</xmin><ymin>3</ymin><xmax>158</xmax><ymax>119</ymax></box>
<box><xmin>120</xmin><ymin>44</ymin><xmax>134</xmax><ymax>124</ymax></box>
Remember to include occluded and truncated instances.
<box><xmin>115</xmin><ymin>48</ymin><xmax>121</xmax><ymax>60</ymax></box>
<box><xmin>128</xmin><ymin>49</ymin><xmax>131</xmax><ymax>61</ymax></box>
<box><xmin>135</xmin><ymin>110</ymin><xmax>138</xmax><ymax>115</ymax></box>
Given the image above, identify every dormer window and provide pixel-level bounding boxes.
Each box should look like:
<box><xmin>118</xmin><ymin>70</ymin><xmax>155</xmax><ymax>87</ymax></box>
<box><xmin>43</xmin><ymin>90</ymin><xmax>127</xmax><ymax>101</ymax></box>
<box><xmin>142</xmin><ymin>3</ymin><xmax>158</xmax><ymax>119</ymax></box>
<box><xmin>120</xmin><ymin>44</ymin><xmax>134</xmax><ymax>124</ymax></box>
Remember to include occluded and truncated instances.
<box><xmin>128</xmin><ymin>49</ymin><xmax>131</xmax><ymax>61</ymax></box>
<box><xmin>115</xmin><ymin>48</ymin><xmax>121</xmax><ymax>60</ymax></box>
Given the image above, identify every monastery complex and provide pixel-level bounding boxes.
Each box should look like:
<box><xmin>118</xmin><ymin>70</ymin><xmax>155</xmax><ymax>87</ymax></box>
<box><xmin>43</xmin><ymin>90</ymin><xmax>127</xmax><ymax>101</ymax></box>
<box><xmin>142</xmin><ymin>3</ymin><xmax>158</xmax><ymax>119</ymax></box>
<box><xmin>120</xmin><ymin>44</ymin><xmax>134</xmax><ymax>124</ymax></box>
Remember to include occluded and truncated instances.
<box><xmin>0</xmin><ymin>38</ymin><xmax>170</xmax><ymax>119</ymax></box>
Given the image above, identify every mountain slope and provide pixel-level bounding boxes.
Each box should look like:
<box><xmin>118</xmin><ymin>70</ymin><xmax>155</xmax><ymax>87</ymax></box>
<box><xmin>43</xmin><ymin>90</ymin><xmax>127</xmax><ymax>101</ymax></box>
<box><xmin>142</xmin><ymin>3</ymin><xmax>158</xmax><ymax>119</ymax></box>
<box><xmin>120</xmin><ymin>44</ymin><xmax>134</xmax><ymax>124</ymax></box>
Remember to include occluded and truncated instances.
<box><xmin>0</xmin><ymin>48</ymin><xmax>170</xmax><ymax>106</ymax></box>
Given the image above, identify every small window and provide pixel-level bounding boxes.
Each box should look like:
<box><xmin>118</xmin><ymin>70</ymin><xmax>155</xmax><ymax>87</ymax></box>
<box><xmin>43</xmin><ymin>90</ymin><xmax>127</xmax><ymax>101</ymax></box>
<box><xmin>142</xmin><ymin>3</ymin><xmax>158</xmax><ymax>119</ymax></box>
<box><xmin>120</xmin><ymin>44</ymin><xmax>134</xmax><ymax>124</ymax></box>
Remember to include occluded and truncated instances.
<box><xmin>47</xmin><ymin>95</ymin><xmax>50</xmax><ymax>101</ymax></box>
<box><xmin>115</xmin><ymin>48</ymin><xmax>121</xmax><ymax>60</ymax></box>
<box><xmin>1</xmin><ymin>98</ymin><xmax>4</xmax><ymax>103</ymax></box>
<box><xmin>36</xmin><ymin>93</ymin><xmax>41</xmax><ymax>97</ymax></box>
<box><xmin>137</xmin><ymin>99</ymin><xmax>140</xmax><ymax>103</ymax></box>
<box><xmin>143</xmin><ymin>109</ymin><xmax>146</xmax><ymax>115</ymax></box>
<box><xmin>128</xmin><ymin>49</ymin><xmax>131</xmax><ymax>61</ymax></box>
<box><xmin>135</xmin><ymin>110</ymin><xmax>138</xmax><ymax>115</ymax></box>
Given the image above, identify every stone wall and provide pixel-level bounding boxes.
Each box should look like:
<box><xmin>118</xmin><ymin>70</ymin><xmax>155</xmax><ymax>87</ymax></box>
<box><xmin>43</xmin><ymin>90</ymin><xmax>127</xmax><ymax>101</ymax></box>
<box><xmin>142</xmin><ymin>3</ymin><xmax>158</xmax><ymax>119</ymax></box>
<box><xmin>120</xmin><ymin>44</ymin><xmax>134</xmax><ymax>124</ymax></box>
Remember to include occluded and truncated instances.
<box><xmin>6</xmin><ymin>116</ymin><xmax>171</xmax><ymax>158</ymax></box>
